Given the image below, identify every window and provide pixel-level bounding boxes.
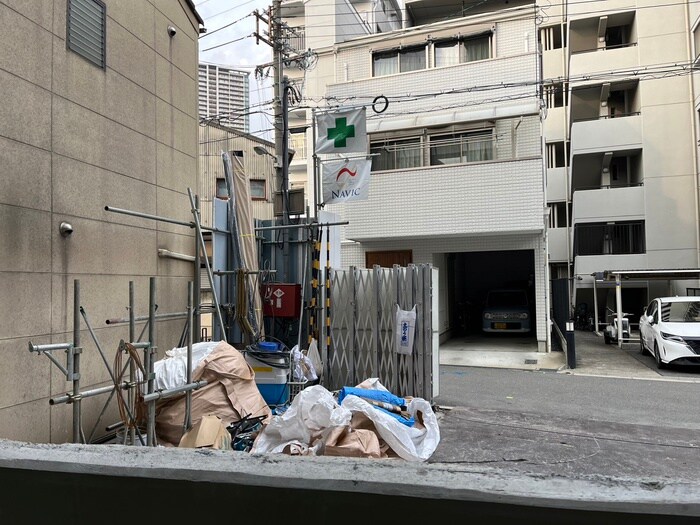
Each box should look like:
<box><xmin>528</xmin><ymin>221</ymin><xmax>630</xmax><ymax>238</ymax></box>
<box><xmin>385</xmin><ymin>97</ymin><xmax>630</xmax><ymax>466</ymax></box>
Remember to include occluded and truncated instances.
<box><xmin>429</xmin><ymin>130</ymin><xmax>493</xmax><ymax>165</ymax></box>
<box><xmin>434</xmin><ymin>35</ymin><xmax>491</xmax><ymax>67</ymax></box>
<box><xmin>372</xmin><ymin>45</ymin><xmax>426</xmax><ymax>76</ymax></box>
<box><xmin>371</xmin><ymin>137</ymin><xmax>423</xmax><ymax>171</ymax></box>
<box><xmin>67</xmin><ymin>0</ymin><xmax>106</xmax><ymax>69</ymax></box>
<box><xmin>370</xmin><ymin>126</ymin><xmax>497</xmax><ymax>171</ymax></box>
<box><xmin>216</xmin><ymin>178</ymin><xmax>228</xmax><ymax>199</ymax></box>
<box><xmin>250</xmin><ymin>179</ymin><xmax>266</xmax><ymax>200</ymax></box>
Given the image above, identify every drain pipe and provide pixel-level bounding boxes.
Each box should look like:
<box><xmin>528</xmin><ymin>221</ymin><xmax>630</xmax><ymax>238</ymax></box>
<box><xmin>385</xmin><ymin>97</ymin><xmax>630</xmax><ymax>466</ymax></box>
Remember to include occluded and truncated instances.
<box><xmin>685</xmin><ymin>2</ymin><xmax>700</xmax><ymax>278</ymax></box>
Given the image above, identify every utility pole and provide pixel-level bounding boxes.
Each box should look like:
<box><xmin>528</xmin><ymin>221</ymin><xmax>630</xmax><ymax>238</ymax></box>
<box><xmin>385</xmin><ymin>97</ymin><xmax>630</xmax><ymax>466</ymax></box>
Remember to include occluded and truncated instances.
<box><xmin>258</xmin><ymin>0</ymin><xmax>289</xmax><ymax>283</ymax></box>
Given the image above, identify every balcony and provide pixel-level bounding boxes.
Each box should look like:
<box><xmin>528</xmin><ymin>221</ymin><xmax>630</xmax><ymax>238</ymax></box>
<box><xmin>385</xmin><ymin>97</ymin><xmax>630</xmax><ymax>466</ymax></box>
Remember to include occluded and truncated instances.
<box><xmin>570</xmin><ymin>114</ymin><xmax>642</xmax><ymax>157</ymax></box>
<box><xmin>570</xmin><ymin>44</ymin><xmax>639</xmax><ymax>82</ymax></box>
<box><xmin>573</xmin><ymin>185</ymin><xmax>644</xmax><ymax>222</ymax></box>
<box><xmin>575</xmin><ymin>253</ymin><xmax>647</xmax><ymax>278</ymax></box>
<box><xmin>548</xmin><ymin>227</ymin><xmax>569</xmax><ymax>263</ymax></box>
<box><xmin>569</xmin><ymin>12</ymin><xmax>637</xmax><ymax>82</ymax></box>
<box><xmin>547</xmin><ymin>167</ymin><xmax>568</xmax><ymax>202</ymax></box>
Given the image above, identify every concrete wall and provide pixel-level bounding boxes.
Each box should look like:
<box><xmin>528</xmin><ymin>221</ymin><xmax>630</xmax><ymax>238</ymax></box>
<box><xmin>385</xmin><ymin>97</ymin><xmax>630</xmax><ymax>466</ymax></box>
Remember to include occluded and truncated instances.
<box><xmin>0</xmin><ymin>0</ymin><xmax>200</xmax><ymax>443</ymax></box>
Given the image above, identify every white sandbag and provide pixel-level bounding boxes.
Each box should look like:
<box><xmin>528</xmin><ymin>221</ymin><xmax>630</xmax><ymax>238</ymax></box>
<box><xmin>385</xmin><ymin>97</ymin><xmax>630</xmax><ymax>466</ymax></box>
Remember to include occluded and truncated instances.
<box><xmin>395</xmin><ymin>305</ymin><xmax>416</xmax><ymax>356</ymax></box>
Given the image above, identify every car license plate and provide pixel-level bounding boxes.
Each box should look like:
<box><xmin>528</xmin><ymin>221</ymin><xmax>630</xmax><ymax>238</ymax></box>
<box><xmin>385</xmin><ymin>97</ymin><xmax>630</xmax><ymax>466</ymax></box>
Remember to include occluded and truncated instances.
<box><xmin>494</xmin><ymin>322</ymin><xmax>507</xmax><ymax>329</ymax></box>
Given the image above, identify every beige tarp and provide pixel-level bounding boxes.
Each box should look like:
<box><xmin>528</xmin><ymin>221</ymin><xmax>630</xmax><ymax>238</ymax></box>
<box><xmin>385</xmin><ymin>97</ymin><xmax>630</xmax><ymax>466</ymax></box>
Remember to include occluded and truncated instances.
<box><xmin>153</xmin><ymin>341</ymin><xmax>271</xmax><ymax>446</ymax></box>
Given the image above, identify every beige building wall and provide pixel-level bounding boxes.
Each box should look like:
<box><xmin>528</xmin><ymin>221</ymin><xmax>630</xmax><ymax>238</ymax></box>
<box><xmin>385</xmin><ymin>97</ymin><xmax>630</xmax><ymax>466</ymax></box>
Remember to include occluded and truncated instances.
<box><xmin>198</xmin><ymin>123</ymin><xmax>277</xmax><ymax>228</ymax></box>
<box><xmin>0</xmin><ymin>0</ymin><xmax>202</xmax><ymax>443</ymax></box>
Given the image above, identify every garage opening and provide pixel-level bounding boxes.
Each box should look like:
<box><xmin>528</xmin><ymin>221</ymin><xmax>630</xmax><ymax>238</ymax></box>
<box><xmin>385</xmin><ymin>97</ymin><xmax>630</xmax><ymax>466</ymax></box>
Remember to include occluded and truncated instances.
<box><xmin>447</xmin><ymin>249</ymin><xmax>537</xmax><ymax>339</ymax></box>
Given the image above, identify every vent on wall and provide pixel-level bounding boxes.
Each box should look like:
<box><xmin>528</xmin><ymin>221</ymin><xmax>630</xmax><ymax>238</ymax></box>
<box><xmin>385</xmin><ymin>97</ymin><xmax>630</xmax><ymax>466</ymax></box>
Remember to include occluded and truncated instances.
<box><xmin>67</xmin><ymin>0</ymin><xmax>106</xmax><ymax>69</ymax></box>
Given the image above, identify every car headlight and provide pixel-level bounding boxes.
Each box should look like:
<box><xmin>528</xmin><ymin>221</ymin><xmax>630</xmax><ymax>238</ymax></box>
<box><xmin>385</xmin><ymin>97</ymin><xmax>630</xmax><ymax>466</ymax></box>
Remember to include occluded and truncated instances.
<box><xmin>484</xmin><ymin>313</ymin><xmax>493</xmax><ymax>320</ymax></box>
<box><xmin>518</xmin><ymin>313</ymin><xmax>529</xmax><ymax>319</ymax></box>
<box><xmin>661</xmin><ymin>332</ymin><xmax>686</xmax><ymax>343</ymax></box>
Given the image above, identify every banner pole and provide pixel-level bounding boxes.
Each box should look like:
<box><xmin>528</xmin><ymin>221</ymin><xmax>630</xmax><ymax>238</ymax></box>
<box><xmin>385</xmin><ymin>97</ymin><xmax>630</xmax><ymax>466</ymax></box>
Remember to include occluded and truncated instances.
<box><xmin>312</xmin><ymin>108</ymin><xmax>320</xmax><ymax>217</ymax></box>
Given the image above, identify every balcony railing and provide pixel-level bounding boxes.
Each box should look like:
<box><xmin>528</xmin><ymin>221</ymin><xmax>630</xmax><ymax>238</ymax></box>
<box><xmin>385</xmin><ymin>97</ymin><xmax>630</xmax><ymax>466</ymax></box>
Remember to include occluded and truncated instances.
<box><xmin>573</xmin><ymin>181</ymin><xmax>643</xmax><ymax>192</ymax></box>
<box><xmin>574</xmin><ymin>221</ymin><xmax>645</xmax><ymax>256</ymax></box>
<box><xmin>571</xmin><ymin>41</ymin><xmax>638</xmax><ymax>55</ymax></box>
<box><xmin>289</xmin><ymin>133</ymin><xmax>306</xmax><ymax>160</ymax></box>
<box><xmin>571</xmin><ymin>111</ymin><xmax>640</xmax><ymax>123</ymax></box>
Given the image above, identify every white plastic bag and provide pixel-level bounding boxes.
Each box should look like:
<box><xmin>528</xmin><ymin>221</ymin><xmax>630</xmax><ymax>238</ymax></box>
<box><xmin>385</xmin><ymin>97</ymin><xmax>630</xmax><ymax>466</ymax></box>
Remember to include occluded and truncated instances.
<box><xmin>395</xmin><ymin>305</ymin><xmax>417</xmax><ymax>356</ymax></box>
<box><xmin>291</xmin><ymin>345</ymin><xmax>318</xmax><ymax>382</ymax></box>
<box><xmin>251</xmin><ymin>385</ymin><xmax>351</xmax><ymax>454</ymax></box>
<box><xmin>307</xmin><ymin>338</ymin><xmax>323</xmax><ymax>380</ymax></box>
<box><xmin>149</xmin><ymin>341</ymin><xmax>219</xmax><ymax>392</ymax></box>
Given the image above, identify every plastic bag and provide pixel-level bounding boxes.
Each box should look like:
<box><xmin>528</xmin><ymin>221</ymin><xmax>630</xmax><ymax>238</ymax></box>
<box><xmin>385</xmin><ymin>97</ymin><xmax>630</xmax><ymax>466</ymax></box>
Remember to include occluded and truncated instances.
<box><xmin>307</xmin><ymin>338</ymin><xmax>323</xmax><ymax>380</ymax></box>
<box><xmin>395</xmin><ymin>305</ymin><xmax>416</xmax><ymax>356</ymax></box>
<box><xmin>291</xmin><ymin>345</ymin><xmax>318</xmax><ymax>382</ymax></box>
<box><xmin>251</xmin><ymin>385</ymin><xmax>351</xmax><ymax>454</ymax></box>
<box><xmin>339</xmin><ymin>379</ymin><xmax>439</xmax><ymax>462</ymax></box>
<box><xmin>147</xmin><ymin>341</ymin><xmax>219</xmax><ymax>393</ymax></box>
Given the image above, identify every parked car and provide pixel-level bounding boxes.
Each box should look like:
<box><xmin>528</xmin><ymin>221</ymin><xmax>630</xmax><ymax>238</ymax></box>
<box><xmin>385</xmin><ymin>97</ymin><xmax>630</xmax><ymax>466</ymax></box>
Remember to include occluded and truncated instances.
<box><xmin>482</xmin><ymin>289</ymin><xmax>531</xmax><ymax>333</ymax></box>
<box><xmin>639</xmin><ymin>296</ymin><xmax>700</xmax><ymax>368</ymax></box>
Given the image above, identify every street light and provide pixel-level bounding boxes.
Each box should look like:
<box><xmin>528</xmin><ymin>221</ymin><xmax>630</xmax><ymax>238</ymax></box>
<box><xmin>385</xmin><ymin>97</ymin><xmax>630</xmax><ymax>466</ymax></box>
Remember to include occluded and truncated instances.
<box><xmin>253</xmin><ymin>145</ymin><xmax>279</xmax><ymax>166</ymax></box>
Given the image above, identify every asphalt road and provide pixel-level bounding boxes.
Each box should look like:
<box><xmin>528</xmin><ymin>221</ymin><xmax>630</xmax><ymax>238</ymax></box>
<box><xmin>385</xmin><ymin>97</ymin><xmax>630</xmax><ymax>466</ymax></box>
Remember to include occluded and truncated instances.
<box><xmin>434</xmin><ymin>365</ymin><xmax>700</xmax><ymax>430</ymax></box>
<box><xmin>431</xmin><ymin>366</ymin><xmax>700</xmax><ymax>485</ymax></box>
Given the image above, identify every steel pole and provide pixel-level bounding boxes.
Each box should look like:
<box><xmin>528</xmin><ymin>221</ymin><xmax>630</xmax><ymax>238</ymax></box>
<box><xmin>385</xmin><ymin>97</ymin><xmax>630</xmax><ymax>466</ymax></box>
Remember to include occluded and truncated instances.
<box><xmin>129</xmin><ymin>281</ymin><xmax>136</xmax><ymax>445</ymax></box>
<box><xmin>592</xmin><ymin>275</ymin><xmax>599</xmax><ymax>333</ymax></box>
<box><xmin>185</xmin><ymin>281</ymin><xmax>194</xmax><ymax>432</ymax></box>
<box><xmin>72</xmin><ymin>280</ymin><xmax>82</xmax><ymax>443</ymax></box>
<box><xmin>147</xmin><ymin>277</ymin><xmax>156</xmax><ymax>446</ymax></box>
<box><xmin>616</xmin><ymin>274</ymin><xmax>623</xmax><ymax>348</ymax></box>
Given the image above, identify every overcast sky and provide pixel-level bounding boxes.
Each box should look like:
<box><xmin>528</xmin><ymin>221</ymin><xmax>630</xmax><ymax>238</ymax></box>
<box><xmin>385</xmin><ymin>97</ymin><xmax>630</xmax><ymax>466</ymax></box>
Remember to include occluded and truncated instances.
<box><xmin>194</xmin><ymin>0</ymin><xmax>275</xmax><ymax>140</ymax></box>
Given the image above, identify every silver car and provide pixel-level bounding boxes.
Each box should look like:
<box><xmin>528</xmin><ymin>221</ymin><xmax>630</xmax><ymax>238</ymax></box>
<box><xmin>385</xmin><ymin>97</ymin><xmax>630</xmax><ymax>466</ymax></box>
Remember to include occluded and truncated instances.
<box><xmin>482</xmin><ymin>289</ymin><xmax>531</xmax><ymax>333</ymax></box>
<box><xmin>639</xmin><ymin>296</ymin><xmax>700</xmax><ymax>368</ymax></box>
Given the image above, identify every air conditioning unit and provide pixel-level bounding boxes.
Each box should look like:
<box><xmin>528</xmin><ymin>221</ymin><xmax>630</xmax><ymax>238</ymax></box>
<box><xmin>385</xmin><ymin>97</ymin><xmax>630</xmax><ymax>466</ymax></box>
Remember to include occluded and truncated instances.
<box><xmin>274</xmin><ymin>188</ymin><xmax>305</xmax><ymax>216</ymax></box>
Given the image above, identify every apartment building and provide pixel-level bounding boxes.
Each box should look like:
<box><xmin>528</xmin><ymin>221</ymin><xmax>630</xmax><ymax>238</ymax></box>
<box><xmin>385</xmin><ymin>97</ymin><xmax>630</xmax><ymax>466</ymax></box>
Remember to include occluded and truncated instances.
<box><xmin>282</xmin><ymin>0</ymin><xmax>403</xmax><ymax>198</ymax></box>
<box><xmin>0</xmin><ymin>0</ymin><xmax>203</xmax><ymax>443</ymax></box>
<box><xmin>283</xmin><ymin>1</ymin><xmax>549</xmax><ymax>350</ymax></box>
<box><xmin>198</xmin><ymin>62</ymin><xmax>250</xmax><ymax>132</ymax></box>
<box><xmin>541</xmin><ymin>1</ymin><xmax>700</xmax><ymax>323</ymax></box>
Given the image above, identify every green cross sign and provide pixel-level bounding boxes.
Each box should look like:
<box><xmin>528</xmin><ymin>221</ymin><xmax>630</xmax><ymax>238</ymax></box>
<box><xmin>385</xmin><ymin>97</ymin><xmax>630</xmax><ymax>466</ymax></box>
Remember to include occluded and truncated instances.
<box><xmin>327</xmin><ymin>117</ymin><xmax>355</xmax><ymax>148</ymax></box>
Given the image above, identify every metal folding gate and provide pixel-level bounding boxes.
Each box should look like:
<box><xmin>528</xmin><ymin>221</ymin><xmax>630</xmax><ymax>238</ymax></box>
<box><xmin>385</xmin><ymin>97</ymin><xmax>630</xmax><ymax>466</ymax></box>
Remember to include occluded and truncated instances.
<box><xmin>324</xmin><ymin>264</ymin><xmax>435</xmax><ymax>401</ymax></box>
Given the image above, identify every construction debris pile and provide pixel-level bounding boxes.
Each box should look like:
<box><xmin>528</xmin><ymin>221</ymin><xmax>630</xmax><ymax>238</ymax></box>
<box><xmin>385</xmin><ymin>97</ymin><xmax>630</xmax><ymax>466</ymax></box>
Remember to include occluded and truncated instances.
<box><xmin>146</xmin><ymin>341</ymin><xmax>440</xmax><ymax>461</ymax></box>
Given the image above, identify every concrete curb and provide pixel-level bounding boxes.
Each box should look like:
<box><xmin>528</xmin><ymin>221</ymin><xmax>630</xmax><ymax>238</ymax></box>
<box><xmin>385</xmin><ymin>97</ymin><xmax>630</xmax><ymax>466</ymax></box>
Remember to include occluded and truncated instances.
<box><xmin>1</xmin><ymin>439</ymin><xmax>699</xmax><ymax>518</ymax></box>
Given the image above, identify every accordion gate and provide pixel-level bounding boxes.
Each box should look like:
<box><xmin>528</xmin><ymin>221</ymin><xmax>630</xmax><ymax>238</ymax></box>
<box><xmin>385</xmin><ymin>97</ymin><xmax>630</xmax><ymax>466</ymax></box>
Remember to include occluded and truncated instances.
<box><xmin>324</xmin><ymin>264</ymin><xmax>434</xmax><ymax>402</ymax></box>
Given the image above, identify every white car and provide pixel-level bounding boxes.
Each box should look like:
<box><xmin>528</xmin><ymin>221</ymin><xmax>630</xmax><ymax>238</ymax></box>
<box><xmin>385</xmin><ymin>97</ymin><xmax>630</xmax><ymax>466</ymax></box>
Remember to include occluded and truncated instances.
<box><xmin>639</xmin><ymin>296</ymin><xmax>700</xmax><ymax>368</ymax></box>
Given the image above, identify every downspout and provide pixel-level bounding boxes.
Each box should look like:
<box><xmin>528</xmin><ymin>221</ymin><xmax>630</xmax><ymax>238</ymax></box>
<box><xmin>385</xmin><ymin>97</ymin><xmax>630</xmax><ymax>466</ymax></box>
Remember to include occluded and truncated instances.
<box><xmin>685</xmin><ymin>1</ymin><xmax>700</xmax><ymax>281</ymax></box>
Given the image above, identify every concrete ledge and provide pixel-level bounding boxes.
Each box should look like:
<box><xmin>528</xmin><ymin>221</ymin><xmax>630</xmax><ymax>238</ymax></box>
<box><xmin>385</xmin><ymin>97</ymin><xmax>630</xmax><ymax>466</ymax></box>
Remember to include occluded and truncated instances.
<box><xmin>0</xmin><ymin>439</ymin><xmax>699</xmax><ymax>522</ymax></box>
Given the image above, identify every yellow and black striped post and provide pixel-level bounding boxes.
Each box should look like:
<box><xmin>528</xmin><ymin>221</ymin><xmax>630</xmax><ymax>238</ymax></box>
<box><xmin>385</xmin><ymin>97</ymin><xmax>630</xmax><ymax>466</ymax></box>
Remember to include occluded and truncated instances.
<box><xmin>308</xmin><ymin>226</ymin><xmax>322</xmax><ymax>345</ymax></box>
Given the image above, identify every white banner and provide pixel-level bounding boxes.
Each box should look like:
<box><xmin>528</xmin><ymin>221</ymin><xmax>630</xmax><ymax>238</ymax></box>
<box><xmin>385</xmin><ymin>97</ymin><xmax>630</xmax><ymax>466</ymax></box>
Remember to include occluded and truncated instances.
<box><xmin>395</xmin><ymin>305</ymin><xmax>416</xmax><ymax>356</ymax></box>
<box><xmin>322</xmin><ymin>158</ymin><xmax>371</xmax><ymax>204</ymax></box>
<box><xmin>315</xmin><ymin>107</ymin><xmax>367</xmax><ymax>154</ymax></box>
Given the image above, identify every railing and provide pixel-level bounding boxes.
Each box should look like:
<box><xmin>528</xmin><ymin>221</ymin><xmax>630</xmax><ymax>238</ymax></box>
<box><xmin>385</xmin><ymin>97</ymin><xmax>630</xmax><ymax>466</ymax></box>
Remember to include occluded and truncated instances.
<box><xmin>571</xmin><ymin>41</ymin><xmax>638</xmax><ymax>54</ymax></box>
<box><xmin>284</xmin><ymin>27</ymin><xmax>305</xmax><ymax>52</ymax></box>
<box><xmin>574</xmin><ymin>221</ymin><xmax>645</xmax><ymax>256</ymax></box>
<box><xmin>571</xmin><ymin>111</ymin><xmax>640</xmax><ymax>123</ymax></box>
<box><xmin>573</xmin><ymin>182</ymin><xmax>644</xmax><ymax>192</ymax></box>
<box><xmin>289</xmin><ymin>133</ymin><xmax>306</xmax><ymax>160</ymax></box>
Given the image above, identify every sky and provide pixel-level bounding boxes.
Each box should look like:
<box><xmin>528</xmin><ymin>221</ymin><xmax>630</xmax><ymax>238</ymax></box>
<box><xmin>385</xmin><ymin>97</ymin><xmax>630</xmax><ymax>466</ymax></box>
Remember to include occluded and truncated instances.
<box><xmin>194</xmin><ymin>0</ymin><xmax>275</xmax><ymax>140</ymax></box>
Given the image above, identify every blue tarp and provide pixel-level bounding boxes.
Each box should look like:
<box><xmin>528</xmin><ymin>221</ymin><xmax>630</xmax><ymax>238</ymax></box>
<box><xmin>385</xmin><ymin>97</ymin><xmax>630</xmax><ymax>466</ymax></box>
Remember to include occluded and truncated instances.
<box><xmin>338</xmin><ymin>387</ymin><xmax>415</xmax><ymax>426</ymax></box>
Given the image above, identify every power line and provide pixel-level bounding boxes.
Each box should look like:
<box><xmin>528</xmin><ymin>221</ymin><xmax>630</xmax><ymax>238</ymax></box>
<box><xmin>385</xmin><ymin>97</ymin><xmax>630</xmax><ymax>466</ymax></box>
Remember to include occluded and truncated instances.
<box><xmin>199</xmin><ymin>12</ymin><xmax>253</xmax><ymax>39</ymax></box>
<box><xmin>201</xmin><ymin>33</ymin><xmax>254</xmax><ymax>52</ymax></box>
